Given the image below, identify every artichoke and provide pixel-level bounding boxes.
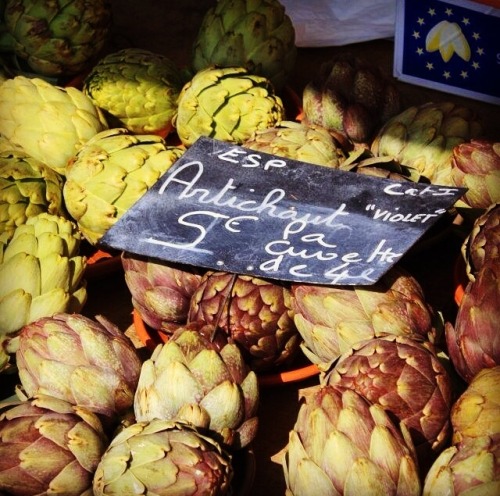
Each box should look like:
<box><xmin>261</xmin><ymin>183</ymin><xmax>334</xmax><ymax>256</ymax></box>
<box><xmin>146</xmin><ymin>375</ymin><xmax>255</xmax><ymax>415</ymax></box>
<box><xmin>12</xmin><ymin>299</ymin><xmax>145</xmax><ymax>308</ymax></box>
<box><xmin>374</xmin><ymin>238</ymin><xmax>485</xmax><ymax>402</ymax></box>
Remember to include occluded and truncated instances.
<box><xmin>445</xmin><ymin>261</ymin><xmax>500</xmax><ymax>383</ymax></box>
<box><xmin>16</xmin><ymin>312</ymin><xmax>142</xmax><ymax>420</ymax></box>
<box><xmin>93</xmin><ymin>418</ymin><xmax>233</xmax><ymax>496</ymax></box>
<box><xmin>0</xmin><ymin>75</ymin><xmax>108</xmax><ymax>175</ymax></box>
<box><xmin>0</xmin><ymin>394</ymin><xmax>108</xmax><ymax>496</ymax></box>
<box><xmin>278</xmin><ymin>384</ymin><xmax>421</xmax><ymax>496</ymax></box>
<box><xmin>3</xmin><ymin>0</ymin><xmax>112</xmax><ymax>78</ymax></box>
<box><xmin>371</xmin><ymin>101</ymin><xmax>483</xmax><ymax>186</ymax></box>
<box><xmin>0</xmin><ymin>212</ymin><xmax>86</xmax><ymax>372</ymax></box>
<box><xmin>83</xmin><ymin>48</ymin><xmax>185</xmax><ymax>136</ymax></box>
<box><xmin>63</xmin><ymin>127</ymin><xmax>185</xmax><ymax>245</ymax></box>
<box><xmin>242</xmin><ymin>120</ymin><xmax>347</xmax><ymax>168</ymax></box>
<box><xmin>450</xmin><ymin>366</ymin><xmax>500</xmax><ymax>445</ymax></box>
<box><xmin>173</xmin><ymin>65</ymin><xmax>286</xmax><ymax>147</ymax></box>
<box><xmin>302</xmin><ymin>53</ymin><xmax>401</xmax><ymax>145</ymax></box>
<box><xmin>450</xmin><ymin>139</ymin><xmax>500</xmax><ymax>209</ymax></box>
<box><xmin>134</xmin><ymin>323</ymin><xmax>259</xmax><ymax>450</ymax></box>
<box><xmin>291</xmin><ymin>265</ymin><xmax>437</xmax><ymax>369</ymax></box>
<box><xmin>191</xmin><ymin>0</ymin><xmax>297</xmax><ymax>91</ymax></box>
<box><xmin>0</xmin><ymin>148</ymin><xmax>65</xmax><ymax>235</ymax></box>
<box><xmin>121</xmin><ymin>252</ymin><xmax>203</xmax><ymax>331</ymax></box>
<box><xmin>423</xmin><ymin>435</ymin><xmax>500</xmax><ymax>496</ymax></box>
<box><xmin>322</xmin><ymin>335</ymin><xmax>454</xmax><ymax>470</ymax></box>
<box><xmin>187</xmin><ymin>270</ymin><xmax>301</xmax><ymax>372</ymax></box>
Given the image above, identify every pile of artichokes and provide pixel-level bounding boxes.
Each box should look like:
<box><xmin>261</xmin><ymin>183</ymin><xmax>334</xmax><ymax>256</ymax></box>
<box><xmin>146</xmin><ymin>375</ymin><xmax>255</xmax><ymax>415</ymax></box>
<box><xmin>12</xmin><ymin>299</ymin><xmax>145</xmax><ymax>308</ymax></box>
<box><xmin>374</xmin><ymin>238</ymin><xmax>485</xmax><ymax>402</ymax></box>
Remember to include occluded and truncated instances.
<box><xmin>0</xmin><ymin>0</ymin><xmax>500</xmax><ymax>494</ymax></box>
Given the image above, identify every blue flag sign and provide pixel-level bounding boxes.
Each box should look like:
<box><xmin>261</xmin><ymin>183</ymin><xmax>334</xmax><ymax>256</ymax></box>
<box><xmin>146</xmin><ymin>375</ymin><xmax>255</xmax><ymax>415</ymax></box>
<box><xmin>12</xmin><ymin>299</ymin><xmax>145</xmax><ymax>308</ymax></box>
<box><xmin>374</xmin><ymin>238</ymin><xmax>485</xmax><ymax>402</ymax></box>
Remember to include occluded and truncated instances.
<box><xmin>394</xmin><ymin>0</ymin><xmax>500</xmax><ymax>104</ymax></box>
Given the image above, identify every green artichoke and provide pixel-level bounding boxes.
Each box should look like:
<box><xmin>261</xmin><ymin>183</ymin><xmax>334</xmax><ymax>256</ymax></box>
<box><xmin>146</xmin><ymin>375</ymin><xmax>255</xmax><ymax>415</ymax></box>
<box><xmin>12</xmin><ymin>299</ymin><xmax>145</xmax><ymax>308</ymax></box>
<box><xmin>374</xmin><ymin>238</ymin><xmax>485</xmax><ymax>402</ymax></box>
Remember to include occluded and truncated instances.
<box><xmin>423</xmin><ymin>435</ymin><xmax>500</xmax><ymax>496</ymax></box>
<box><xmin>83</xmin><ymin>48</ymin><xmax>185</xmax><ymax>136</ymax></box>
<box><xmin>16</xmin><ymin>312</ymin><xmax>142</xmax><ymax>420</ymax></box>
<box><xmin>322</xmin><ymin>335</ymin><xmax>454</xmax><ymax>470</ymax></box>
<box><xmin>0</xmin><ymin>148</ymin><xmax>65</xmax><ymax>235</ymax></box>
<box><xmin>93</xmin><ymin>418</ymin><xmax>233</xmax><ymax>496</ymax></box>
<box><xmin>191</xmin><ymin>0</ymin><xmax>297</xmax><ymax>91</ymax></box>
<box><xmin>371</xmin><ymin>101</ymin><xmax>483</xmax><ymax>186</ymax></box>
<box><xmin>291</xmin><ymin>265</ymin><xmax>437</xmax><ymax>369</ymax></box>
<box><xmin>450</xmin><ymin>139</ymin><xmax>500</xmax><ymax>209</ymax></box>
<box><xmin>173</xmin><ymin>65</ymin><xmax>286</xmax><ymax>147</ymax></box>
<box><xmin>445</xmin><ymin>261</ymin><xmax>500</xmax><ymax>383</ymax></box>
<box><xmin>278</xmin><ymin>384</ymin><xmax>421</xmax><ymax>496</ymax></box>
<box><xmin>121</xmin><ymin>252</ymin><xmax>203</xmax><ymax>331</ymax></box>
<box><xmin>134</xmin><ymin>323</ymin><xmax>259</xmax><ymax>450</ymax></box>
<box><xmin>63</xmin><ymin>128</ymin><xmax>185</xmax><ymax>245</ymax></box>
<box><xmin>0</xmin><ymin>394</ymin><xmax>108</xmax><ymax>496</ymax></box>
<box><xmin>187</xmin><ymin>270</ymin><xmax>301</xmax><ymax>372</ymax></box>
<box><xmin>302</xmin><ymin>53</ymin><xmax>401</xmax><ymax>145</ymax></box>
<box><xmin>0</xmin><ymin>75</ymin><xmax>108</xmax><ymax>175</ymax></box>
<box><xmin>3</xmin><ymin>0</ymin><xmax>112</xmax><ymax>78</ymax></box>
<box><xmin>243</xmin><ymin>120</ymin><xmax>347</xmax><ymax>168</ymax></box>
<box><xmin>0</xmin><ymin>212</ymin><xmax>86</xmax><ymax>372</ymax></box>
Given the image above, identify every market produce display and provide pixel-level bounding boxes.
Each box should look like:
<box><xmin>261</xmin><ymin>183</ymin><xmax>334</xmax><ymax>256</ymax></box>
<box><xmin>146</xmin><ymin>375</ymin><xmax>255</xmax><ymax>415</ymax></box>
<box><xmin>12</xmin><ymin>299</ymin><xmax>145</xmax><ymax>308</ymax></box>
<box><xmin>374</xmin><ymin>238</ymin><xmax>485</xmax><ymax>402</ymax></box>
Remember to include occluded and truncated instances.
<box><xmin>0</xmin><ymin>0</ymin><xmax>499</xmax><ymax>494</ymax></box>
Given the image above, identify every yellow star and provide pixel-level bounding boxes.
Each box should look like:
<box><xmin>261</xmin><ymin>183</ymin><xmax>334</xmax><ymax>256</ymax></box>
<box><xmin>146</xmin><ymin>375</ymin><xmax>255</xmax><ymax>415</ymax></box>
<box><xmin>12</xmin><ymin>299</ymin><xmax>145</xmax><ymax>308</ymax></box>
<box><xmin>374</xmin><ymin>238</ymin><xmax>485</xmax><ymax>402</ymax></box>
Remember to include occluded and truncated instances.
<box><xmin>443</xmin><ymin>71</ymin><xmax>451</xmax><ymax>79</ymax></box>
<box><xmin>416</xmin><ymin>47</ymin><xmax>424</xmax><ymax>55</ymax></box>
<box><xmin>428</xmin><ymin>8</ymin><xmax>436</xmax><ymax>16</ymax></box>
<box><xmin>445</xmin><ymin>8</ymin><xmax>453</xmax><ymax>16</ymax></box>
<box><xmin>472</xmin><ymin>61</ymin><xmax>480</xmax><ymax>69</ymax></box>
<box><xmin>412</xmin><ymin>30</ymin><xmax>420</xmax><ymax>39</ymax></box>
<box><xmin>426</xmin><ymin>62</ymin><xmax>434</xmax><ymax>70</ymax></box>
<box><xmin>472</xmin><ymin>32</ymin><xmax>480</xmax><ymax>40</ymax></box>
<box><xmin>417</xmin><ymin>17</ymin><xmax>425</xmax><ymax>25</ymax></box>
<box><xmin>462</xmin><ymin>17</ymin><xmax>470</xmax><ymax>25</ymax></box>
<box><xmin>460</xmin><ymin>70</ymin><xmax>468</xmax><ymax>78</ymax></box>
<box><xmin>476</xmin><ymin>47</ymin><xmax>485</xmax><ymax>56</ymax></box>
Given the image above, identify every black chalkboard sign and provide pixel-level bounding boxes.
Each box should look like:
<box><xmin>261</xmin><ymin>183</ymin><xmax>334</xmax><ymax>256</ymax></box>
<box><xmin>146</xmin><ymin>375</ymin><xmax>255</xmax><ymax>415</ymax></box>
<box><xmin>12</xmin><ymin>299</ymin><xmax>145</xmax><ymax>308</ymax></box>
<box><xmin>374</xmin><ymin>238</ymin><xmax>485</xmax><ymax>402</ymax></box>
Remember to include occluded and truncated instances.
<box><xmin>100</xmin><ymin>136</ymin><xmax>465</xmax><ymax>285</ymax></box>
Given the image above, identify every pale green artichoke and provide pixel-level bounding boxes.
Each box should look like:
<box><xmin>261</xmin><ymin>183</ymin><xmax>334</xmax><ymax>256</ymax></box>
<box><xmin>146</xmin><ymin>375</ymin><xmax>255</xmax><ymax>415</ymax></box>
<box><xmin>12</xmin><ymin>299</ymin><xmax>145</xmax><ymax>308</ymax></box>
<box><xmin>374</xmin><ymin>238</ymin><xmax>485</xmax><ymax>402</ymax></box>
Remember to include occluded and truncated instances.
<box><xmin>173</xmin><ymin>65</ymin><xmax>286</xmax><ymax>147</ymax></box>
<box><xmin>93</xmin><ymin>418</ymin><xmax>233</xmax><ymax>496</ymax></box>
<box><xmin>16</xmin><ymin>312</ymin><xmax>142</xmax><ymax>420</ymax></box>
<box><xmin>188</xmin><ymin>270</ymin><xmax>301</xmax><ymax>372</ymax></box>
<box><xmin>0</xmin><ymin>394</ymin><xmax>108</xmax><ymax>496</ymax></box>
<box><xmin>278</xmin><ymin>384</ymin><xmax>421</xmax><ymax>496</ymax></box>
<box><xmin>0</xmin><ymin>148</ymin><xmax>65</xmax><ymax>235</ymax></box>
<box><xmin>63</xmin><ymin>128</ymin><xmax>185</xmax><ymax>245</ymax></box>
<box><xmin>83</xmin><ymin>48</ymin><xmax>185</xmax><ymax>135</ymax></box>
<box><xmin>134</xmin><ymin>323</ymin><xmax>259</xmax><ymax>450</ymax></box>
<box><xmin>371</xmin><ymin>101</ymin><xmax>483</xmax><ymax>186</ymax></box>
<box><xmin>0</xmin><ymin>75</ymin><xmax>108</xmax><ymax>175</ymax></box>
<box><xmin>3</xmin><ymin>0</ymin><xmax>112</xmax><ymax>78</ymax></box>
<box><xmin>0</xmin><ymin>212</ymin><xmax>86</xmax><ymax>372</ymax></box>
<box><xmin>192</xmin><ymin>0</ymin><xmax>296</xmax><ymax>91</ymax></box>
<box><xmin>243</xmin><ymin>120</ymin><xmax>347</xmax><ymax>167</ymax></box>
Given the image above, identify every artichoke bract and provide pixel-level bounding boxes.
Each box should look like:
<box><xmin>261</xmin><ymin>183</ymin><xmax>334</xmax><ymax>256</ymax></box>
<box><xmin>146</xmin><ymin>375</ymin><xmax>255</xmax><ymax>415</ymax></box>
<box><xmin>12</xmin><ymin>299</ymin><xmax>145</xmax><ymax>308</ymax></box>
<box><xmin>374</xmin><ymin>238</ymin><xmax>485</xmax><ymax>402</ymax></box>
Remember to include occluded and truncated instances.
<box><xmin>134</xmin><ymin>323</ymin><xmax>259</xmax><ymax>450</ymax></box>
<box><xmin>371</xmin><ymin>101</ymin><xmax>483</xmax><ymax>186</ymax></box>
<box><xmin>302</xmin><ymin>54</ymin><xmax>401</xmax><ymax>145</ymax></box>
<box><xmin>278</xmin><ymin>384</ymin><xmax>421</xmax><ymax>496</ymax></box>
<box><xmin>0</xmin><ymin>394</ymin><xmax>108</xmax><ymax>496</ymax></box>
<box><xmin>173</xmin><ymin>65</ymin><xmax>286</xmax><ymax>147</ymax></box>
<box><xmin>0</xmin><ymin>148</ymin><xmax>65</xmax><ymax>235</ymax></box>
<box><xmin>121</xmin><ymin>252</ymin><xmax>203</xmax><ymax>331</ymax></box>
<box><xmin>0</xmin><ymin>75</ymin><xmax>108</xmax><ymax>175</ymax></box>
<box><xmin>83</xmin><ymin>48</ymin><xmax>185</xmax><ymax>136</ymax></box>
<box><xmin>291</xmin><ymin>265</ymin><xmax>437</xmax><ymax>369</ymax></box>
<box><xmin>3</xmin><ymin>0</ymin><xmax>112</xmax><ymax>78</ymax></box>
<box><xmin>16</xmin><ymin>312</ymin><xmax>142</xmax><ymax>420</ymax></box>
<box><xmin>93</xmin><ymin>418</ymin><xmax>233</xmax><ymax>496</ymax></box>
<box><xmin>188</xmin><ymin>270</ymin><xmax>301</xmax><ymax>372</ymax></box>
<box><xmin>0</xmin><ymin>212</ymin><xmax>86</xmax><ymax>372</ymax></box>
<box><xmin>322</xmin><ymin>335</ymin><xmax>454</xmax><ymax>471</ymax></box>
<box><xmin>63</xmin><ymin>128</ymin><xmax>185</xmax><ymax>245</ymax></box>
<box><xmin>191</xmin><ymin>0</ymin><xmax>297</xmax><ymax>91</ymax></box>
<box><xmin>450</xmin><ymin>139</ymin><xmax>500</xmax><ymax>209</ymax></box>
<box><xmin>243</xmin><ymin>120</ymin><xmax>347</xmax><ymax>168</ymax></box>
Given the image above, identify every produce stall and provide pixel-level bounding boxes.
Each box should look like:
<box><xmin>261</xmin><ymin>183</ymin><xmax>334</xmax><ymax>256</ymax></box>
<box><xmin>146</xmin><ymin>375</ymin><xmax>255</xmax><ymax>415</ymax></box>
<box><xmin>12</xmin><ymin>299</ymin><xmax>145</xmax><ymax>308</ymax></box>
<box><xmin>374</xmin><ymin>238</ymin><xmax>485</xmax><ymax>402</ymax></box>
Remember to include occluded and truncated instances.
<box><xmin>0</xmin><ymin>1</ymin><xmax>499</xmax><ymax>495</ymax></box>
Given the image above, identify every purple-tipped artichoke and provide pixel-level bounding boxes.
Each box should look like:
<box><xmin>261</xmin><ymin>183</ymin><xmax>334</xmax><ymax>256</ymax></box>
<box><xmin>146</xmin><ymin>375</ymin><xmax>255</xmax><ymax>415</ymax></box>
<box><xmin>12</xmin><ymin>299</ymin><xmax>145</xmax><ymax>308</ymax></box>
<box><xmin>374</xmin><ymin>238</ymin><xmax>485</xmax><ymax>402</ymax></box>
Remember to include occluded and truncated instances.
<box><xmin>445</xmin><ymin>262</ymin><xmax>500</xmax><ymax>383</ymax></box>
<box><xmin>451</xmin><ymin>139</ymin><xmax>500</xmax><ymax>209</ymax></box>
<box><xmin>322</xmin><ymin>335</ymin><xmax>454</xmax><ymax>470</ymax></box>
<box><xmin>121</xmin><ymin>252</ymin><xmax>203</xmax><ymax>331</ymax></box>
<box><xmin>278</xmin><ymin>384</ymin><xmax>421</xmax><ymax>496</ymax></box>
<box><xmin>187</xmin><ymin>271</ymin><xmax>301</xmax><ymax>372</ymax></box>
<box><xmin>93</xmin><ymin>418</ymin><xmax>233</xmax><ymax>496</ymax></box>
<box><xmin>134</xmin><ymin>322</ymin><xmax>259</xmax><ymax>450</ymax></box>
<box><xmin>291</xmin><ymin>265</ymin><xmax>437</xmax><ymax>369</ymax></box>
<box><xmin>16</xmin><ymin>313</ymin><xmax>142</xmax><ymax>420</ymax></box>
<box><xmin>0</xmin><ymin>394</ymin><xmax>108</xmax><ymax>496</ymax></box>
